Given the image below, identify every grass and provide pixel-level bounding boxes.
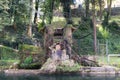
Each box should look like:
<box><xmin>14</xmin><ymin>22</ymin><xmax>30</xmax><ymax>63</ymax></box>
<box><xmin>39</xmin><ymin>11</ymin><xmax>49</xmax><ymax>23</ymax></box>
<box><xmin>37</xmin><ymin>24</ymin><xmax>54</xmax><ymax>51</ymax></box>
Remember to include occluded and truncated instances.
<box><xmin>0</xmin><ymin>60</ymin><xmax>19</xmax><ymax>69</ymax></box>
<box><xmin>1</xmin><ymin>55</ymin><xmax>120</xmax><ymax>69</ymax></box>
<box><xmin>0</xmin><ymin>60</ymin><xmax>19</xmax><ymax>63</ymax></box>
<box><xmin>0</xmin><ymin>45</ymin><xmax>19</xmax><ymax>60</ymax></box>
<box><xmin>42</xmin><ymin>16</ymin><xmax>80</xmax><ymax>29</ymax></box>
<box><xmin>110</xmin><ymin>15</ymin><xmax>120</xmax><ymax>25</ymax></box>
<box><xmin>98</xmin><ymin>55</ymin><xmax>120</xmax><ymax>67</ymax></box>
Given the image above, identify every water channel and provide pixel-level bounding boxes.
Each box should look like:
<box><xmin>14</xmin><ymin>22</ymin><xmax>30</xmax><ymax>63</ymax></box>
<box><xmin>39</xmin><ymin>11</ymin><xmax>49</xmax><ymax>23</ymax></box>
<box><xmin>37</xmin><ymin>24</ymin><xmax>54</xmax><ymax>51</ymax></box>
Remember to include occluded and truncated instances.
<box><xmin>0</xmin><ymin>73</ymin><xmax>120</xmax><ymax>80</ymax></box>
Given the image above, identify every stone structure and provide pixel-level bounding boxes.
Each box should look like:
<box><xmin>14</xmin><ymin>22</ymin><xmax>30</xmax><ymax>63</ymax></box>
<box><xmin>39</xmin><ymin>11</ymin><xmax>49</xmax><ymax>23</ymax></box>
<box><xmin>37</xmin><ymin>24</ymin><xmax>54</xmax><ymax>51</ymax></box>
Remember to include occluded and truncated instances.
<box><xmin>41</xmin><ymin>24</ymin><xmax>76</xmax><ymax>59</ymax></box>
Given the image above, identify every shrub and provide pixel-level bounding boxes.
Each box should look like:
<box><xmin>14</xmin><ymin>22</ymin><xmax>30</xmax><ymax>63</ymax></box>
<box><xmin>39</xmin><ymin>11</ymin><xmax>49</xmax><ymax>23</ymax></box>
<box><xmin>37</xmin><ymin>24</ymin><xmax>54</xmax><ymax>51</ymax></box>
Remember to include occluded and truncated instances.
<box><xmin>57</xmin><ymin>62</ymin><xmax>81</xmax><ymax>72</ymax></box>
<box><xmin>19</xmin><ymin>44</ymin><xmax>42</xmax><ymax>54</ymax></box>
<box><xmin>23</xmin><ymin>56</ymin><xmax>33</xmax><ymax>64</ymax></box>
<box><xmin>107</xmin><ymin>21</ymin><xmax>119</xmax><ymax>34</ymax></box>
<box><xmin>19</xmin><ymin>44</ymin><xmax>45</xmax><ymax>69</ymax></box>
<box><xmin>0</xmin><ymin>45</ymin><xmax>18</xmax><ymax>60</ymax></box>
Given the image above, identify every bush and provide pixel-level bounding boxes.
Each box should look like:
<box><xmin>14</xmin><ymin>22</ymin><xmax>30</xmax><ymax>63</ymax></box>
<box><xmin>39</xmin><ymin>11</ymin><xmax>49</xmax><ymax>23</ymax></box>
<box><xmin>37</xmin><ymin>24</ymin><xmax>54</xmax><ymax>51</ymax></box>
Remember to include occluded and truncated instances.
<box><xmin>56</xmin><ymin>63</ymin><xmax>81</xmax><ymax>72</ymax></box>
<box><xmin>20</xmin><ymin>62</ymin><xmax>41</xmax><ymax>69</ymax></box>
<box><xmin>19</xmin><ymin>44</ymin><xmax>45</xmax><ymax>69</ymax></box>
<box><xmin>19</xmin><ymin>44</ymin><xmax>42</xmax><ymax>54</ymax></box>
<box><xmin>0</xmin><ymin>61</ymin><xmax>7</xmax><ymax>66</ymax></box>
<box><xmin>0</xmin><ymin>45</ymin><xmax>19</xmax><ymax>60</ymax></box>
<box><xmin>107</xmin><ymin>21</ymin><xmax>120</xmax><ymax>34</ymax></box>
<box><xmin>23</xmin><ymin>56</ymin><xmax>33</xmax><ymax>64</ymax></box>
<box><xmin>0</xmin><ymin>60</ymin><xmax>19</xmax><ymax>69</ymax></box>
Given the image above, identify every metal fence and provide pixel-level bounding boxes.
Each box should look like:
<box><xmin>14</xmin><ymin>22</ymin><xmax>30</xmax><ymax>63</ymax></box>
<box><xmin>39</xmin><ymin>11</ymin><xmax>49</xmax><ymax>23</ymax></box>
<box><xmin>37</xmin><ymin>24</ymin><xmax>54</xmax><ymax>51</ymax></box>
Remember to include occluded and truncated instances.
<box><xmin>73</xmin><ymin>38</ymin><xmax>94</xmax><ymax>55</ymax></box>
<box><xmin>97</xmin><ymin>39</ymin><xmax>120</xmax><ymax>55</ymax></box>
<box><xmin>73</xmin><ymin>38</ymin><xmax>120</xmax><ymax>56</ymax></box>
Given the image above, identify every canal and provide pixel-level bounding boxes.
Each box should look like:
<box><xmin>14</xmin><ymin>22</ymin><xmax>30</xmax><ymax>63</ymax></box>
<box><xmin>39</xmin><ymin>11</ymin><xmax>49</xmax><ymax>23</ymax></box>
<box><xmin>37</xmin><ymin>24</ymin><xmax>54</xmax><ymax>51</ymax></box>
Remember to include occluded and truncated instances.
<box><xmin>0</xmin><ymin>73</ymin><xmax>120</xmax><ymax>80</ymax></box>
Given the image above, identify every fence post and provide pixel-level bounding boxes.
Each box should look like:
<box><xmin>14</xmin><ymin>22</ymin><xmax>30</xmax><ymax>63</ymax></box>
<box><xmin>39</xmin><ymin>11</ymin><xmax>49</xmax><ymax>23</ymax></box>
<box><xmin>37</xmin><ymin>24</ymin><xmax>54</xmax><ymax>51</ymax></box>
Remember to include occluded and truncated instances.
<box><xmin>97</xmin><ymin>40</ymin><xmax>100</xmax><ymax>55</ymax></box>
<box><xmin>106</xmin><ymin>40</ymin><xmax>109</xmax><ymax>63</ymax></box>
<box><xmin>106</xmin><ymin>40</ymin><xmax>108</xmax><ymax>56</ymax></box>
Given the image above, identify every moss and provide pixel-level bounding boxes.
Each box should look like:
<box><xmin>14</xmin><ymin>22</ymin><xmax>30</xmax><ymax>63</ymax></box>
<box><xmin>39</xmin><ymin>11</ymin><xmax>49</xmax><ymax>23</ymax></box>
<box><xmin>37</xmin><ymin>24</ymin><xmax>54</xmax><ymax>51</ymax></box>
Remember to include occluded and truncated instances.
<box><xmin>18</xmin><ymin>44</ymin><xmax>45</xmax><ymax>69</ymax></box>
<box><xmin>19</xmin><ymin>62</ymin><xmax>41</xmax><ymax>69</ymax></box>
<box><xmin>19</xmin><ymin>44</ymin><xmax>43</xmax><ymax>54</ymax></box>
<box><xmin>56</xmin><ymin>62</ymin><xmax>81</xmax><ymax>72</ymax></box>
<box><xmin>0</xmin><ymin>45</ymin><xmax>18</xmax><ymax>59</ymax></box>
<box><xmin>0</xmin><ymin>60</ymin><xmax>19</xmax><ymax>69</ymax></box>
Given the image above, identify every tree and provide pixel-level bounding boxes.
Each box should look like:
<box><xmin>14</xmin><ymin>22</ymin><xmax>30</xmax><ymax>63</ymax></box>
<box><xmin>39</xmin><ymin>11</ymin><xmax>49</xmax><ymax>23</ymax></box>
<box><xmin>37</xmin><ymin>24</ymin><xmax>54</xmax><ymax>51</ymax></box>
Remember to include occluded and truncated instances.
<box><xmin>40</xmin><ymin>0</ymin><xmax>74</xmax><ymax>25</ymax></box>
<box><xmin>98</xmin><ymin>0</ymin><xmax>104</xmax><ymax>21</ymax></box>
<box><xmin>91</xmin><ymin>0</ymin><xmax>97</xmax><ymax>54</ymax></box>
<box><xmin>0</xmin><ymin>0</ymin><xmax>10</xmax><ymax>30</ymax></box>
<box><xmin>10</xmin><ymin>0</ymin><xmax>30</xmax><ymax>26</ymax></box>
<box><xmin>106</xmin><ymin>0</ymin><xmax>112</xmax><ymax>24</ymax></box>
<box><xmin>60</xmin><ymin>0</ymin><xmax>73</xmax><ymax>24</ymax></box>
<box><xmin>103</xmin><ymin>0</ymin><xmax>112</xmax><ymax>26</ymax></box>
<box><xmin>85</xmin><ymin>0</ymin><xmax>90</xmax><ymax>18</ymax></box>
<box><xmin>41</xmin><ymin>0</ymin><xmax>55</xmax><ymax>24</ymax></box>
<box><xmin>27</xmin><ymin>0</ymin><xmax>34</xmax><ymax>37</ymax></box>
<box><xmin>34</xmin><ymin>0</ymin><xmax>39</xmax><ymax>24</ymax></box>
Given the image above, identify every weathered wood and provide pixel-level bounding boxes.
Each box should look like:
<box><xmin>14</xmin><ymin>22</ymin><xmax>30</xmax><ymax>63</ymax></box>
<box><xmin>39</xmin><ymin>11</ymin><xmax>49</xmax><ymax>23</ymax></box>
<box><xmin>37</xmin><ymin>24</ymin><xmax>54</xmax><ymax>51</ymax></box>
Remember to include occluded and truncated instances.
<box><xmin>43</xmin><ymin>26</ymin><xmax>54</xmax><ymax>59</ymax></box>
<box><xmin>71</xmin><ymin>54</ymin><xmax>99</xmax><ymax>67</ymax></box>
<box><xmin>63</xmin><ymin>25</ymin><xmax>76</xmax><ymax>58</ymax></box>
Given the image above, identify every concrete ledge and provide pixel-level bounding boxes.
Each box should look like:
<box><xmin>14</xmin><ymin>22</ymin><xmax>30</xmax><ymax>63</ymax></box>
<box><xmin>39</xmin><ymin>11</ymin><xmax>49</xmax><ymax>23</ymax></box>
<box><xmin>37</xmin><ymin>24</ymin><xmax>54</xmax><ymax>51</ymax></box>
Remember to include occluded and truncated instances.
<box><xmin>0</xmin><ymin>66</ymin><xmax>119</xmax><ymax>76</ymax></box>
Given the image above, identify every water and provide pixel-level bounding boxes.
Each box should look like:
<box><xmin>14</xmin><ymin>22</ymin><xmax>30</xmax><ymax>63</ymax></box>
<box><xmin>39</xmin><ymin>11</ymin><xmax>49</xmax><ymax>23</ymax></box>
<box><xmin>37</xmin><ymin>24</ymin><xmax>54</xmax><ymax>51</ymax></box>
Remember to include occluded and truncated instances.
<box><xmin>0</xmin><ymin>73</ymin><xmax>120</xmax><ymax>80</ymax></box>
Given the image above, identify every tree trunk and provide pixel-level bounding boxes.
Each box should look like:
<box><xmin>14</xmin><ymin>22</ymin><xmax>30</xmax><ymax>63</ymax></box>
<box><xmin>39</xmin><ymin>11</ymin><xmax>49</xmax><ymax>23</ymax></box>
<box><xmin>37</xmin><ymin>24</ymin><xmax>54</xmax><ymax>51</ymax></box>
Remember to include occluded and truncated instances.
<box><xmin>42</xmin><ymin>1</ymin><xmax>46</xmax><ymax>26</ymax></box>
<box><xmin>48</xmin><ymin>0</ymin><xmax>54</xmax><ymax>24</ymax></box>
<box><xmin>27</xmin><ymin>24</ymin><xmax>32</xmax><ymax>37</ymax></box>
<box><xmin>62</xmin><ymin>1</ymin><xmax>72</xmax><ymax>24</ymax></box>
<box><xmin>34</xmin><ymin>0</ymin><xmax>39</xmax><ymax>24</ymax></box>
<box><xmin>85</xmin><ymin>0</ymin><xmax>90</xmax><ymax>18</ymax></box>
<box><xmin>63</xmin><ymin>25</ymin><xmax>73</xmax><ymax>58</ymax></box>
<box><xmin>92</xmin><ymin>0</ymin><xmax>97</xmax><ymax>54</ymax></box>
<box><xmin>106</xmin><ymin>0</ymin><xmax>112</xmax><ymax>25</ymax></box>
<box><xmin>98</xmin><ymin>0</ymin><xmax>103</xmax><ymax>21</ymax></box>
<box><xmin>44</xmin><ymin>27</ymin><xmax>54</xmax><ymax>59</ymax></box>
<box><xmin>107</xmin><ymin>0</ymin><xmax>112</xmax><ymax>17</ymax></box>
<box><xmin>27</xmin><ymin>0</ymin><xmax>34</xmax><ymax>37</ymax></box>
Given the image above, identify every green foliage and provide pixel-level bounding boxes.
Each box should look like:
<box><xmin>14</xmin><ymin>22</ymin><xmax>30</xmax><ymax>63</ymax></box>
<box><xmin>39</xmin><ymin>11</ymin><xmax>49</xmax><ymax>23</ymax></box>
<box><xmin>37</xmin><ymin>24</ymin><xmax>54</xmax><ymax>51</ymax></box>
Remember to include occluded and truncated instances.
<box><xmin>73</xmin><ymin>18</ymin><xmax>94</xmax><ymax>55</ymax></box>
<box><xmin>107</xmin><ymin>21</ymin><xmax>120</xmax><ymax>34</ymax></box>
<box><xmin>41</xmin><ymin>0</ymin><xmax>55</xmax><ymax>24</ymax></box>
<box><xmin>20</xmin><ymin>62</ymin><xmax>41</xmax><ymax>69</ymax></box>
<box><xmin>0</xmin><ymin>60</ymin><xmax>9</xmax><ymax>69</ymax></box>
<box><xmin>38</xmin><ymin>22</ymin><xmax>44</xmax><ymax>31</ymax></box>
<box><xmin>19</xmin><ymin>44</ymin><xmax>42</xmax><ymax>54</ymax></box>
<box><xmin>23</xmin><ymin>56</ymin><xmax>33</xmax><ymax>64</ymax></box>
<box><xmin>0</xmin><ymin>0</ymin><xmax>10</xmax><ymax>29</ymax></box>
<box><xmin>20</xmin><ymin>55</ymin><xmax>41</xmax><ymax>69</ymax></box>
<box><xmin>0</xmin><ymin>60</ymin><xmax>8</xmax><ymax>66</ymax></box>
<box><xmin>0</xmin><ymin>0</ymin><xmax>31</xmax><ymax>31</ymax></box>
<box><xmin>98</xmin><ymin>56</ymin><xmax>120</xmax><ymax>68</ymax></box>
<box><xmin>57</xmin><ymin>62</ymin><xmax>81</xmax><ymax>72</ymax></box>
<box><xmin>10</xmin><ymin>0</ymin><xmax>30</xmax><ymax>25</ymax></box>
<box><xmin>19</xmin><ymin>56</ymin><xmax>44</xmax><ymax>69</ymax></box>
<box><xmin>0</xmin><ymin>60</ymin><xmax>19</xmax><ymax>69</ymax></box>
<box><xmin>98</xmin><ymin>25</ymin><xmax>110</xmax><ymax>39</ymax></box>
<box><xmin>108</xmin><ymin>38</ymin><xmax>120</xmax><ymax>54</ymax></box>
<box><xmin>73</xmin><ymin>18</ymin><xmax>92</xmax><ymax>39</ymax></box>
<box><xmin>0</xmin><ymin>45</ymin><xmax>18</xmax><ymax>60</ymax></box>
<box><xmin>19</xmin><ymin>44</ymin><xmax>45</xmax><ymax>69</ymax></box>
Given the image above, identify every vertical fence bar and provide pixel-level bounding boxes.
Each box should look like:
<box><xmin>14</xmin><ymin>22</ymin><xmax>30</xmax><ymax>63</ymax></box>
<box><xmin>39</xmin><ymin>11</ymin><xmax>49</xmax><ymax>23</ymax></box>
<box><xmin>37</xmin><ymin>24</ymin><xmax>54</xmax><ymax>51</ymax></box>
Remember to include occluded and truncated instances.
<box><xmin>106</xmin><ymin>40</ymin><xmax>109</xmax><ymax>63</ymax></box>
<box><xmin>97</xmin><ymin>39</ymin><xmax>99</xmax><ymax>55</ymax></box>
<box><xmin>106</xmin><ymin>40</ymin><xmax>108</xmax><ymax>56</ymax></box>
